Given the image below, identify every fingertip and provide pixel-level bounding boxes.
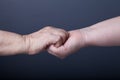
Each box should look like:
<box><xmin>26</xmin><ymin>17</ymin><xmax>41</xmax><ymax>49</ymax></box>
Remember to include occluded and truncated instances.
<box><xmin>54</xmin><ymin>36</ymin><xmax>63</xmax><ymax>48</ymax></box>
<box><xmin>54</xmin><ymin>43</ymin><xmax>60</xmax><ymax>48</ymax></box>
<box><xmin>48</xmin><ymin>45</ymin><xmax>57</xmax><ymax>52</ymax></box>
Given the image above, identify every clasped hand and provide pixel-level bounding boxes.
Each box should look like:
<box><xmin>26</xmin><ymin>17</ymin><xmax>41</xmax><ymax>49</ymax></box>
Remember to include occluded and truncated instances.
<box><xmin>23</xmin><ymin>26</ymin><xmax>87</xmax><ymax>59</ymax></box>
<box><xmin>1</xmin><ymin>16</ymin><xmax>119</xmax><ymax>58</ymax></box>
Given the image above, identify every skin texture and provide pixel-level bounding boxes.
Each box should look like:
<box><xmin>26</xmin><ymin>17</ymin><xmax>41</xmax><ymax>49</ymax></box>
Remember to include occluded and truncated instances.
<box><xmin>48</xmin><ymin>16</ymin><xmax>120</xmax><ymax>59</ymax></box>
<box><xmin>0</xmin><ymin>26</ymin><xmax>68</xmax><ymax>56</ymax></box>
<box><xmin>0</xmin><ymin>16</ymin><xmax>120</xmax><ymax>58</ymax></box>
<box><xmin>48</xmin><ymin>29</ymin><xmax>87</xmax><ymax>59</ymax></box>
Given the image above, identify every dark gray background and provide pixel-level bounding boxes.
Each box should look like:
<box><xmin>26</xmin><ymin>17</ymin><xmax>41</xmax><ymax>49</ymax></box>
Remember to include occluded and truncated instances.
<box><xmin>0</xmin><ymin>0</ymin><xmax>120</xmax><ymax>79</ymax></box>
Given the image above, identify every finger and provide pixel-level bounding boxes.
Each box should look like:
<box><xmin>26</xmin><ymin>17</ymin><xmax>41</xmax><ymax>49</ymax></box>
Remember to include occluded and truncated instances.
<box><xmin>43</xmin><ymin>26</ymin><xmax>69</xmax><ymax>45</ymax></box>
<box><xmin>47</xmin><ymin>33</ymin><xmax>66</xmax><ymax>49</ymax></box>
<box><xmin>49</xmin><ymin>33</ymin><xmax>63</xmax><ymax>48</ymax></box>
<box><xmin>48</xmin><ymin>37</ymin><xmax>72</xmax><ymax>59</ymax></box>
<box><xmin>52</xmin><ymin>29</ymin><xmax>69</xmax><ymax>45</ymax></box>
<box><xmin>47</xmin><ymin>45</ymin><xmax>66</xmax><ymax>59</ymax></box>
<box><xmin>47</xmin><ymin>31</ymin><xmax>74</xmax><ymax>58</ymax></box>
<box><xmin>54</xmin><ymin>38</ymin><xmax>63</xmax><ymax>48</ymax></box>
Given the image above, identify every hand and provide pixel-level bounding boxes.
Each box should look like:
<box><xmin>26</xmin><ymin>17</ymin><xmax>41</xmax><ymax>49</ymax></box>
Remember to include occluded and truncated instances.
<box><xmin>47</xmin><ymin>29</ymin><xmax>88</xmax><ymax>59</ymax></box>
<box><xmin>48</xmin><ymin>16</ymin><xmax>120</xmax><ymax>59</ymax></box>
<box><xmin>24</xmin><ymin>26</ymin><xmax>69</xmax><ymax>55</ymax></box>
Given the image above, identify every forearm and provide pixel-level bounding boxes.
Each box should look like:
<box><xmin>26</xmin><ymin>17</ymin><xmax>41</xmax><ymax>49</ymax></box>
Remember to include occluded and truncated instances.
<box><xmin>0</xmin><ymin>30</ymin><xmax>27</xmax><ymax>56</ymax></box>
<box><xmin>82</xmin><ymin>16</ymin><xmax>120</xmax><ymax>46</ymax></box>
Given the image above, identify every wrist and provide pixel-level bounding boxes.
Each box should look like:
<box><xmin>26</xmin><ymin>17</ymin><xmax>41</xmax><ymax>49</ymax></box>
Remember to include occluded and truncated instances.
<box><xmin>79</xmin><ymin>27</ymin><xmax>94</xmax><ymax>47</ymax></box>
<box><xmin>22</xmin><ymin>35</ymin><xmax>30</xmax><ymax>54</ymax></box>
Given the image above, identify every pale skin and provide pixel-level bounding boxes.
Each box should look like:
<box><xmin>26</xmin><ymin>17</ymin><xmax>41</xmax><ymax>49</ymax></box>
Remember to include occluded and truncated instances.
<box><xmin>0</xmin><ymin>26</ymin><xmax>68</xmax><ymax>56</ymax></box>
<box><xmin>0</xmin><ymin>16</ymin><xmax>120</xmax><ymax>59</ymax></box>
<box><xmin>48</xmin><ymin>16</ymin><xmax>120</xmax><ymax>59</ymax></box>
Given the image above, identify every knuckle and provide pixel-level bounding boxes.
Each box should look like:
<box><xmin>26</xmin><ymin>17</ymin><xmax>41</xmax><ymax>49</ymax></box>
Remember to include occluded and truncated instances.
<box><xmin>44</xmin><ymin>26</ymin><xmax>53</xmax><ymax>29</ymax></box>
<box><xmin>59</xmin><ymin>29</ymin><xmax>67</xmax><ymax>33</ymax></box>
<box><xmin>59</xmin><ymin>30</ymin><xmax>68</xmax><ymax>37</ymax></box>
<box><xmin>61</xmin><ymin>29</ymin><xmax>66</xmax><ymax>32</ymax></box>
<box><xmin>56</xmin><ymin>36</ymin><xmax>61</xmax><ymax>41</ymax></box>
<box><xmin>61</xmin><ymin>33</ymin><xmax>66</xmax><ymax>37</ymax></box>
